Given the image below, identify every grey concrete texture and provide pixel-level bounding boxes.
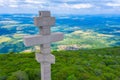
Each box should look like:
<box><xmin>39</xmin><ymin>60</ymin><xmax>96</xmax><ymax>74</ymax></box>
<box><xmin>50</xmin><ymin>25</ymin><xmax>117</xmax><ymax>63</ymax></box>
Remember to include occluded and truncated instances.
<box><xmin>39</xmin><ymin>11</ymin><xmax>51</xmax><ymax>17</ymax></box>
<box><xmin>36</xmin><ymin>53</ymin><xmax>55</xmax><ymax>64</ymax></box>
<box><xmin>23</xmin><ymin>32</ymin><xmax>64</xmax><ymax>47</ymax></box>
<box><xmin>41</xmin><ymin>63</ymin><xmax>51</xmax><ymax>80</ymax></box>
<box><xmin>34</xmin><ymin>17</ymin><xmax>55</xmax><ymax>27</ymax></box>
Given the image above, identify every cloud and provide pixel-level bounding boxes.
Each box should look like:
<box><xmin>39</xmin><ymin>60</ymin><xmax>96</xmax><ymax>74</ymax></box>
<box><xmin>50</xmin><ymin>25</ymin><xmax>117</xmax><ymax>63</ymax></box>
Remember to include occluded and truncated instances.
<box><xmin>72</xmin><ymin>4</ymin><xmax>93</xmax><ymax>9</ymax></box>
<box><xmin>106</xmin><ymin>0</ymin><xmax>120</xmax><ymax>7</ymax></box>
<box><xmin>9</xmin><ymin>4</ymin><xmax>18</xmax><ymax>8</ymax></box>
<box><xmin>25</xmin><ymin>0</ymin><xmax>46</xmax><ymax>4</ymax></box>
<box><xmin>106</xmin><ymin>3</ymin><xmax>120</xmax><ymax>7</ymax></box>
<box><xmin>60</xmin><ymin>3</ymin><xmax>93</xmax><ymax>9</ymax></box>
<box><xmin>0</xmin><ymin>0</ymin><xmax>4</xmax><ymax>6</ymax></box>
<box><xmin>0</xmin><ymin>0</ymin><xmax>120</xmax><ymax>14</ymax></box>
<box><xmin>0</xmin><ymin>0</ymin><xmax>18</xmax><ymax>7</ymax></box>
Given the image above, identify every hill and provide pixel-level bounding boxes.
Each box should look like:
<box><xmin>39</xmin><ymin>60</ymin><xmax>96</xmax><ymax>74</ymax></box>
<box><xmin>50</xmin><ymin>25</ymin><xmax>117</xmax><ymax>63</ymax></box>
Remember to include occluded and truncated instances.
<box><xmin>0</xmin><ymin>47</ymin><xmax>120</xmax><ymax>80</ymax></box>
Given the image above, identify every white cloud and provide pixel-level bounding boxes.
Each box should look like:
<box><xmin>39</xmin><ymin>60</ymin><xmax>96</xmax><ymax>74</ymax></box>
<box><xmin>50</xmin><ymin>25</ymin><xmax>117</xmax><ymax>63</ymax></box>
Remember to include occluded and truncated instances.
<box><xmin>0</xmin><ymin>0</ymin><xmax>120</xmax><ymax>14</ymax></box>
<box><xmin>106</xmin><ymin>3</ymin><xmax>120</xmax><ymax>7</ymax></box>
<box><xmin>112</xmin><ymin>0</ymin><xmax>120</xmax><ymax>3</ymax></box>
<box><xmin>19</xmin><ymin>4</ymin><xmax>39</xmax><ymax>9</ymax></box>
<box><xmin>0</xmin><ymin>0</ymin><xmax>19</xmax><ymax>8</ymax></box>
<box><xmin>9</xmin><ymin>0</ymin><xmax>17</xmax><ymax>3</ymax></box>
<box><xmin>0</xmin><ymin>0</ymin><xmax>46</xmax><ymax>8</ymax></box>
<box><xmin>25</xmin><ymin>0</ymin><xmax>46</xmax><ymax>4</ymax></box>
<box><xmin>72</xmin><ymin>4</ymin><xmax>93</xmax><ymax>9</ymax></box>
<box><xmin>9</xmin><ymin>4</ymin><xmax>18</xmax><ymax>8</ymax></box>
<box><xmin>60</xmin><ymin>3</ymin><xmax>93</xmax><ymax>9</ymax></box>
<box><xmin>8</xmin><ymin>0</ymin><xmax>18</xmax><ymax>8</ymax></box>
<box><xmin>0</xmin><ymin>0</ymin><xmax>4</xmax><ymax>6</ymax></box>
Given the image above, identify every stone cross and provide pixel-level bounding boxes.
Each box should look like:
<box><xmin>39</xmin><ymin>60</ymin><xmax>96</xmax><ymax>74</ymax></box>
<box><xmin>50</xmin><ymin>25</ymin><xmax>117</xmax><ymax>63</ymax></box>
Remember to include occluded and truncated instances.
<box><xmin>23</xmin><ymin>11</ymin><xmax>64</xmax><ymax>80</ymax></box>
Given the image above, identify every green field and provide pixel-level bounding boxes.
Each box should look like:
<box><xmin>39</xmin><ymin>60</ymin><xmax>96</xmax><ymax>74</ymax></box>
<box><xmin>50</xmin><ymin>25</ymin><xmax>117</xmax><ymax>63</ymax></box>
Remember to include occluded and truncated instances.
<box><xmin>0</xmin><ymin>47</ymin><xmax>120</xmax><ymax>80</ymax></box>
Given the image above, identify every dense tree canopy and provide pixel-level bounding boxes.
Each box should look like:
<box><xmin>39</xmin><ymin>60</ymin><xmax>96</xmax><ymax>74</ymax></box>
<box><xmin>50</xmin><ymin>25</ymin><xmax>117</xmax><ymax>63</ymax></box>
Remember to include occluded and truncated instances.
<box><xmin>0</xmin><ymin>47</ymin><xmax>120</xmax><ymax>80</ymax></box>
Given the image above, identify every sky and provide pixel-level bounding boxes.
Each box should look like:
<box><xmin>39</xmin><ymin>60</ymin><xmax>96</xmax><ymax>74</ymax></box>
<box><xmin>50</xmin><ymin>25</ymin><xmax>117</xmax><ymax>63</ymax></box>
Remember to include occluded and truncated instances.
<box><xmin>0</xmin><ymin>0</ymin><xmax>120</xmax><ymax>14</ymax></box>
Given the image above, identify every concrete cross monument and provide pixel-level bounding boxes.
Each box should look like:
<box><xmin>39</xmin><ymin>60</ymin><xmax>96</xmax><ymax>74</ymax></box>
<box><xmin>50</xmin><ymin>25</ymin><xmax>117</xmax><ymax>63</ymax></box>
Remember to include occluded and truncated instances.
<box><xmin>23</xmin><ymin>11</ymin><xmax>64</xmax><ymax>80</ymax></box>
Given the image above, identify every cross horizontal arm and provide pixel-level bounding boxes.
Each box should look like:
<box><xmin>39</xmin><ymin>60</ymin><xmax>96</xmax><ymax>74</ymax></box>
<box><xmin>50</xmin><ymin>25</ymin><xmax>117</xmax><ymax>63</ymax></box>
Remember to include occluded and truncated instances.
<box><xmin>23</xmin><ymin>32</ymin><xmax>64</xmax><ymax>47</ymax></box>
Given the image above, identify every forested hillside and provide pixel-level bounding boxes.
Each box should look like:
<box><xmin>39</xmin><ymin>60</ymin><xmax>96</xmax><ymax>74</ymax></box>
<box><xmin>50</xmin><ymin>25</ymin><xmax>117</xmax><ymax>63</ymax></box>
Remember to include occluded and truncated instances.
<box><xmin>0</xmin><ymin>47</ymin><xmax>120</xmax><ymax>80</ymax></box>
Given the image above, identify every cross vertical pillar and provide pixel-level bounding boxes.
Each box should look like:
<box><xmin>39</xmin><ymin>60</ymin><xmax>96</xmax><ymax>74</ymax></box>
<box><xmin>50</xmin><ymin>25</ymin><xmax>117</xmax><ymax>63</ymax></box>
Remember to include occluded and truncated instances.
<box><xmin>38</xmin><ymin>11</ymin><xmax>52</xmax><ymax>80</ymax></box>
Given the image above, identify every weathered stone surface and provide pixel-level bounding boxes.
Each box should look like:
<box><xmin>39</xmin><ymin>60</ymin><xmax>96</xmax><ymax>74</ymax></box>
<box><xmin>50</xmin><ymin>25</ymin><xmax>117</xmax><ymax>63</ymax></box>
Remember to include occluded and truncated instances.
<box><xmin>39</xmin><ymin>11</ymin><xmax>51</xmax><ymax>17</ymax></box>
<box><xmin>40</xmin><ymin>47</ymin><xmax>51</xmax><ymax>54</ymax></box>
<box><xmin>34</xmin><ymin>17</ymin><xmax>55</xmax><ymax>26</ymax></box>
<box><xmin>51</xmin><ymin>32</ymin><xmax>64</xmax><ymax>42</ymax></box>
<box><xmin>36</xmin><ymin>53</ymin><xmax>55</xmax><ymax>64</ymax></box>
<box><xmin>24</xmin><ymin>34</ymin><xmax>50</xmax><ymax>46</ymax></box>
<box><xmin>40</xmin><ymin>27</ymin><xmax>51</xmax><ymax>35</ymax></box>
<box><xmin>40</xmin><ymin>43</ymin><xmax>51</xmax><ymax>48</ymax></box>
<box><xmin>41</xmin><ymin>63</ymin><xmax>51</xmax><ymax>80</ymax></box>
<box><xmin>23</xmin><ymin>32</ymin><xmax>64</xmax><ymax>47</ymax></box>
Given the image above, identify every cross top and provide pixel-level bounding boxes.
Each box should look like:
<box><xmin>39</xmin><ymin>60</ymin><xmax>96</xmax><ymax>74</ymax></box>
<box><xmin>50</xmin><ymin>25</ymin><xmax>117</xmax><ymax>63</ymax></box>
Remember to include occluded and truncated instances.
<box><xmin>34</xmin><ymin>11</ymin><xmax>55</xmax><ymax>27</ymax></box>
<box><xmin>23</xmin><ymin>11</ymin><xmax>64</xmax><ymax>80</ymax></box>
<box><xmin>39</xmin><ymin>11</ymin><xmax>51</xmax><ymax>17</ymax></box>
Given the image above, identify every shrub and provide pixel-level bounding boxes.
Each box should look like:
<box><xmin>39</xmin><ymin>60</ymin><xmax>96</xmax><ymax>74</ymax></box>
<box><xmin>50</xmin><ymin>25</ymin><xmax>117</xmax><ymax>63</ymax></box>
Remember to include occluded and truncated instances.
<box><xmin>7</xmin><ymin>70</ymin><xmax>29</xmax><ymax>80</ymax></box>
<box><xmin>66</xmin><ymin>74</ymin><xmax>77</xmax><ymax>80</ymax></box>
<box><xmin>25</xmin><ymin>69</ymin><xmax>40</xmax><ymax>80</ymax></box>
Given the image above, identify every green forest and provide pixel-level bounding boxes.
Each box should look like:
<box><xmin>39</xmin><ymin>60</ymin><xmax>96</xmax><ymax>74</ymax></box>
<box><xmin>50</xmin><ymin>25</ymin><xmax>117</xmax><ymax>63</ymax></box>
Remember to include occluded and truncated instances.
<box><xmin>0</xmin><ymin>47</ymin><xmax>120</xmax><ymax>80</ymax></box>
